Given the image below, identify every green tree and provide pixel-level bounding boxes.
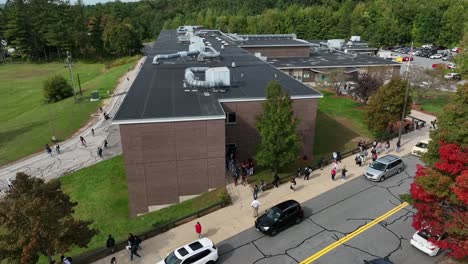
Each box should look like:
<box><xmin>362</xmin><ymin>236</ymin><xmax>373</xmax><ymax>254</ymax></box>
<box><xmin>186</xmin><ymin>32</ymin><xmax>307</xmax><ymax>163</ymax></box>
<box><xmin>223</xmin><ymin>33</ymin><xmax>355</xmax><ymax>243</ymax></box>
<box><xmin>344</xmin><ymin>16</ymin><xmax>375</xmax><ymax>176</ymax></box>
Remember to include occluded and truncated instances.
<box><xmin>423</xmin><ymin>84</ymin><xmax>468</xmax><ymax>165</ymax></box>
<box><xmin>365</xmin><ymin>78</ymin><xmax>413</xmax><ymax>132</ymax></box>
<box><xmin>453</xmin><ymin>31</ymin><xmax>468</xmax><ymax>75</ymax></box>
<box><xmin>255</xmin><ymin>80</ymin><xmax>300</xmax><ymax>174</ymax></box>
<box><xmin>0</xmin><ymin>172</ymin><xmax>97</xmax><ymax>263</ymax></box>
<box><xmin>438</xmin><ymin>3</ymin><xmax>466</xmax><ymax>46</ymax></box>
<box><xmin>43</xmin><ymin>75</ymin><xmax>73</xmax><ymax>102</ymax></box>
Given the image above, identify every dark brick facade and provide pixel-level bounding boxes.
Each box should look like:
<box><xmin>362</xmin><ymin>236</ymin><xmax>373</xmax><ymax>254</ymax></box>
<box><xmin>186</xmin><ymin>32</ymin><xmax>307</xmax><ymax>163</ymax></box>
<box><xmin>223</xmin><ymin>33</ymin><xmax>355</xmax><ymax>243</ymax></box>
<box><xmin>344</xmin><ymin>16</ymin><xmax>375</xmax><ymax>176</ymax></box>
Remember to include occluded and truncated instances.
<box><xmin>120</xmin><ymin>120</ymin><xmax>226</xmax><ymax>216</ymax></box>
<box><xmin>242</xmin><ymin>46</ymin><xmax>310</xmax><ymax>58</ymax></box>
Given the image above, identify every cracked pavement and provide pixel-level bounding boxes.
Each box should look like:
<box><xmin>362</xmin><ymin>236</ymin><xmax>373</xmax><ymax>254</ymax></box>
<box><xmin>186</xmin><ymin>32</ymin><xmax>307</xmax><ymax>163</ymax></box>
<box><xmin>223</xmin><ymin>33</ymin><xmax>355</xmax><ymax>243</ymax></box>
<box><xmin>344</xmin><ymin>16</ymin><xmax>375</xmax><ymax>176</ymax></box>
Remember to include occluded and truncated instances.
<box><xmin>216</xmin><ymin>155</ymin><xmax>443</xmax><ymax>264</ymax></box>
<box><xmin>0</xmin><ymin>57</ymin><xmax>147</xmax><ymax>194</ymax></box>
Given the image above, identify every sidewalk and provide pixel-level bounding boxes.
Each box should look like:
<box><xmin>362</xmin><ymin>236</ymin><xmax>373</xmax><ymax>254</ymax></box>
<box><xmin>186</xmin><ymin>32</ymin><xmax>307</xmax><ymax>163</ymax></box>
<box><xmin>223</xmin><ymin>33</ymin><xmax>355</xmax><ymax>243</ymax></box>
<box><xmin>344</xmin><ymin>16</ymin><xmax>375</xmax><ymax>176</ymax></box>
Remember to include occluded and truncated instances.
<box><xmin>0</xmin><ymin>57</ymin><xmax>147</xmax><ymax>192</ymax></box>
<box><xmin>92</xmin><ymin>110</ymin><xmax>435</xmax><ymax>264</ymax></box>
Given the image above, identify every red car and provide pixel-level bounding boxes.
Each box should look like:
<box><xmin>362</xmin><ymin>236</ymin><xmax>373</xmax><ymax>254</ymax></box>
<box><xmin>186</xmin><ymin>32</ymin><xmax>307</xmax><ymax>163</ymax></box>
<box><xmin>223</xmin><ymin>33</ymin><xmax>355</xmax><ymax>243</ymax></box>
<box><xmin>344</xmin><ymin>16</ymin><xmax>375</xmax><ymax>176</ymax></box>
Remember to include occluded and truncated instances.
<box><xmin>402</xmin><ymin>56</ymin><xmax>414</xmax><ymax>61</ymax></box>
<box><xmin>432</xmin><ymin>63</ymin><xmax>441</xmax><ymax>68</ymax></box>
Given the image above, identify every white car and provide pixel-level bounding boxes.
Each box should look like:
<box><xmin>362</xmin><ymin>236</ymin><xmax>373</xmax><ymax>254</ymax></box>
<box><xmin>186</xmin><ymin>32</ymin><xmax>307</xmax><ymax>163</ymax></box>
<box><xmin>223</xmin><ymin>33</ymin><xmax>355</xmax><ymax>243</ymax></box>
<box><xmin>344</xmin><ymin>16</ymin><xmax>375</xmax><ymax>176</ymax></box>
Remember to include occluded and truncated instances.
<box><xmin>444</xmin><ymin>73</ymin><xmax>461</xmax><ymax>79</ymax></box>
<box><xmin>446</xmin><ymin>63</ymin><xmax>457</xmax><ymax>69</ymax></box>
<box><xmin>429</xmin><ymin>54</ymin><xmax>443</xmax><ymax>59</ymax></box>
<box><xmin>157</xmin><ymin>238</ymin><xmax>218</xmax><ymax>264</ymax></box>
<box><xmin>410</xmin><ymin>229</ymin><xmax>444</xmax><ymax>256</ymax></box>
<box><xmin>412</xmin><ymin>139</ymin><xmax>430</xmax><ymax>157</ymax></box>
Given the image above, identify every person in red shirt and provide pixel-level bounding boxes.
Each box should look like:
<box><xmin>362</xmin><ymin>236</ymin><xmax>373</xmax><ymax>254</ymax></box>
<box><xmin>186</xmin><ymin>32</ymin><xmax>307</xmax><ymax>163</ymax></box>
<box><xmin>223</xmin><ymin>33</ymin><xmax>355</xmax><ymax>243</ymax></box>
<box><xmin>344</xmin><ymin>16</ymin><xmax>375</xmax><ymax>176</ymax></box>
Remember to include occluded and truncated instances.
<box><xmin>195</xmin><ymin>222</ymin><xmax>202</xmax><ymax>238</ymax></box>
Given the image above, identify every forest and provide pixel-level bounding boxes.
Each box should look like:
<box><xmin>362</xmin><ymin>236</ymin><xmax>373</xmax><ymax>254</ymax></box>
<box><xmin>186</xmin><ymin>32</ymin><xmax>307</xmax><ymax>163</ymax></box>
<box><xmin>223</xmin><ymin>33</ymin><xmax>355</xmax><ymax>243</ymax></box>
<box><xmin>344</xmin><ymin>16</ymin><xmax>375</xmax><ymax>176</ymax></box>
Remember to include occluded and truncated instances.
<box><xmin>0</xmin><ymin>0</ymin><xmax>466</xmax><ymax>60</ymax></box>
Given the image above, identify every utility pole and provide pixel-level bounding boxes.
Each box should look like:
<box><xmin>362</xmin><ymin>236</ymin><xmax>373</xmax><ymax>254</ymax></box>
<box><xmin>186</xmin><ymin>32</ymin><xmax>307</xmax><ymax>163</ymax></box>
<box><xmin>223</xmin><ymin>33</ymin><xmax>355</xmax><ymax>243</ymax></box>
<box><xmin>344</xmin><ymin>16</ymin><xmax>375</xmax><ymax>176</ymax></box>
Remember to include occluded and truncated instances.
<box><xmin>65</xmin><ymin>51</ymin><xmax>78</xmax><ymax>103</ymax></box>
<box><xmin>397</xmin><ymin>42</ymin><xmax>413</xmax><ymax>143</ymax></box>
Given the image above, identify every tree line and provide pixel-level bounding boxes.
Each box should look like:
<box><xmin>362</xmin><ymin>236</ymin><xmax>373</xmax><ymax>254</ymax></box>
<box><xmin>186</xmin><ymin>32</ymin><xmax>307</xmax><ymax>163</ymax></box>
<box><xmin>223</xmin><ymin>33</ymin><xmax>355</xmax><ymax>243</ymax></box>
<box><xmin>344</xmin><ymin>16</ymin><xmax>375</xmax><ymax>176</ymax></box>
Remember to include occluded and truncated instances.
<box><xmin>0</xmin><ymin>0</ymin><xmax>466</xmax><ymax>60</ymax></box>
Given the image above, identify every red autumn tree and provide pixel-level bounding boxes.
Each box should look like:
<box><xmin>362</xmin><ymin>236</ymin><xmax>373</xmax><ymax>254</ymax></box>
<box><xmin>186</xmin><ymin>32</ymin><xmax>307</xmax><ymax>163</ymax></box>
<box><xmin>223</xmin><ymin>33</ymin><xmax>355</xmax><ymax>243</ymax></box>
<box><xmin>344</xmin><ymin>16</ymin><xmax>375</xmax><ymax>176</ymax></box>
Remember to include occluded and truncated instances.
<box><xmin>410</xmin><ymin>142</ymin><xmax>468</xmax><ymax>259</ymax></box>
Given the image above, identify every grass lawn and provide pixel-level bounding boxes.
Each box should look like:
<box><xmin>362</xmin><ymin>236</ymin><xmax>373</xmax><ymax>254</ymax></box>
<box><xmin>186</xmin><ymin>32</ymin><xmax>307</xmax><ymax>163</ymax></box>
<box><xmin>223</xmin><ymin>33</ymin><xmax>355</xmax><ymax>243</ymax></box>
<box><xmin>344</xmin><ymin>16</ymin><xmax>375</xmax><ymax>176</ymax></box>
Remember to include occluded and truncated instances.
<box><xmin>313</xmin><ymin>90</ymin><xmax>372</xmax><ymax>160</ymax></box>
<box><xmin>416</xmin><ymin>89</ymin><xmax>451</xmax><ymax>115</ymax></box>
<box><xmin>54</xmin><ymin>155</ymin><xmax>227</xmax><ymax>260</ymax></box>
<box><xmin>0</xmin><ymin>57</ymin><xmax>139</xmax><ymax>166</ymax></box>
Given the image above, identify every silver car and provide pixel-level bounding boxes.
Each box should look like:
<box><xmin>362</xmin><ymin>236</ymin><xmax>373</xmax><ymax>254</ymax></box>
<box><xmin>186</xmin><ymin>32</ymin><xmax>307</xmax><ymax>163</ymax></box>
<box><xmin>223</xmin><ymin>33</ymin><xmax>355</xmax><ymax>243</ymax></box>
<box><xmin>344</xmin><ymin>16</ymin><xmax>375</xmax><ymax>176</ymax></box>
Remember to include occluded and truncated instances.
<box><xmin>365</xmin><ymin>155</ymin><xmax>404</xmax><ymax>182</ymax></box>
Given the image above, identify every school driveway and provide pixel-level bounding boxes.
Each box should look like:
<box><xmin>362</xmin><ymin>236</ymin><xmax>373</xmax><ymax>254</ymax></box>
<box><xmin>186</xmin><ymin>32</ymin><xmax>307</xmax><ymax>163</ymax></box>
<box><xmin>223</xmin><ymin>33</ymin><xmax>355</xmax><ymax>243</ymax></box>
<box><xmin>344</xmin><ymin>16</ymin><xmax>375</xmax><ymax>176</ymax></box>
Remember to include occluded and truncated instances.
<box><xmin>0</xmin><ymin>57</ymin><xmax>147</xmax><ymax>194</ymax></box>
<box><xmin>216</xmin><ymin>154</ymin><xmax>443</xmax><ymax>264</ymax></box>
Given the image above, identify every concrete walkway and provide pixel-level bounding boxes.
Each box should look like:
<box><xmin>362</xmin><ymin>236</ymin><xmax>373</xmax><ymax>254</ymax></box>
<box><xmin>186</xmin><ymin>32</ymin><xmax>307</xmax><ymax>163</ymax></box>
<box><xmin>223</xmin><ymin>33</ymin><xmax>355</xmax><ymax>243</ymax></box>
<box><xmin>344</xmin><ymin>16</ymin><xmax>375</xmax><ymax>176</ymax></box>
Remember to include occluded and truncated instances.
<box><xmin>92</xmin><ymin>110</ymin><xmax>436</xmax><ymax>264</ymax></box>
<box><xmin>0</xmin><ymin>57</ymin><xmax>147</xmax><ymax>193</ymax></box>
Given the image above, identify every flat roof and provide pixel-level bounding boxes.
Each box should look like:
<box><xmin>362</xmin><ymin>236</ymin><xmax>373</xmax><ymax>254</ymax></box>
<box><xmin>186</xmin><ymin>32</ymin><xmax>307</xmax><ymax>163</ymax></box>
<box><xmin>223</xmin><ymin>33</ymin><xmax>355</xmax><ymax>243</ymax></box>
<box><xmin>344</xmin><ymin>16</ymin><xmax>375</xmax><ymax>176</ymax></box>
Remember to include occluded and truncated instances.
<box><xmin>268</xmin><ymin>51</ymin><xmax>401</xmax><ymax>69</ymax></box>
<box><xmin>114</xmin><ymin>30</ymin><xmax>322</xmax><ymax>124</ymax></box>
<box><xmin>239</xmin><ymin>38</ymin><xmax>311</xmax><ymax>47</ymax></box>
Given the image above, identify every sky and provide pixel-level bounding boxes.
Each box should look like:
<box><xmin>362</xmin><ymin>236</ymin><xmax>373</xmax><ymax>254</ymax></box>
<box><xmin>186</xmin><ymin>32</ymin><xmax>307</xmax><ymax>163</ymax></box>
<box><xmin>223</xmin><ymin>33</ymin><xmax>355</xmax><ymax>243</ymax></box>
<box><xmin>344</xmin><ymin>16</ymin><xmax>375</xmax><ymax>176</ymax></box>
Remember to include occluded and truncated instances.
<box><xmin>0</xmin><ymin>0</ymin><xmax>140</xmax><ymax>5</ymax></box>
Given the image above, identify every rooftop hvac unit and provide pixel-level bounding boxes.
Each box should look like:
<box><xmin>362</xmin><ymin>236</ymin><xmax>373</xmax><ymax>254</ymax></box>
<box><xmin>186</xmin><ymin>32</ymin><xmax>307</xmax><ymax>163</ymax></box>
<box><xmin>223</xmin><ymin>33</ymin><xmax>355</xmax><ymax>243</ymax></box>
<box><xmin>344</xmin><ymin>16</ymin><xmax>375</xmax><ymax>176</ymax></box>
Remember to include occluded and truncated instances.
<box><xmin>350</xmin><ymin>36</ymin><xmax>361</xmax><ymax>42</ymax></box>
<box><xmin>328</xmin><ymin>39</ymin><xmax>345</xmax><ymax>49</ymax></box>
<box><xmin>206</xmin><ymin>67</ymin><xmax>231</xmax><ymax>86</ymax></box>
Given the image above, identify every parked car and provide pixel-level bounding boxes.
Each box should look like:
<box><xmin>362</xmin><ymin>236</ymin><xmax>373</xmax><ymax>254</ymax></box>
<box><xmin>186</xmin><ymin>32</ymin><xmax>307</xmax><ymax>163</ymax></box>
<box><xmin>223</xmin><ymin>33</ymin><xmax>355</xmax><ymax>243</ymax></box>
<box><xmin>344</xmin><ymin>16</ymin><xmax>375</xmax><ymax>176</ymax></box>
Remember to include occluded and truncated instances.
<box><xmin>255</xmin><ymin>200</ymin><xmax>304</xmax><ymax>236</ymax></box>
<box><xmin>442</xmin><ymin>55</ymin><xmax>452</xmax><ymax>61</ymax></box>
<box><xmin>444</xmin><ymin>73</ymin><xmax>461</xmax><ymax>80</ymax></box>
<box><xmin>410</xmin><ymin>229</ymin><xmax>445</xmax><ymax>257</ymax></box>
<box><xmin>429</xmin><ymin>54</ymin><xmax>443</xmax><ymax>59</ymax></box>
<box><xmin>452</xmin><ymin>47</ymin><xmax>461</xmax><ymax>53</ymax></box>
<box><xmin>432</xmin><ymin>63</ymin><xmax>442</xmax><ymax>68</ymax></box>
<box><xmin>364</xmin><ymin>155</ymin><xmax>404</xmax><ymax>182</ymax></box>
<box><xmin>446</xmin><ymin>63</ymin><xmax>457</xmax><ymax>69</ymax></box>
<box><xmin>364</xmin><ymin>258</ymin><xmax>394</xmax><ymax>264</ymax></box>
<box><xmin>157</xmin><ymin>238</ymin><xmax>218</xmax><ymax>264</ymax></box>
<box><xmin>412</xmin><ymin>139</ymin><xmax>430</xmax><ymax>157</ymax></box>
<box><xmin>402</xmin><ymin>56</ymin><xmax>413</xmax><ymax>61</ymax></box>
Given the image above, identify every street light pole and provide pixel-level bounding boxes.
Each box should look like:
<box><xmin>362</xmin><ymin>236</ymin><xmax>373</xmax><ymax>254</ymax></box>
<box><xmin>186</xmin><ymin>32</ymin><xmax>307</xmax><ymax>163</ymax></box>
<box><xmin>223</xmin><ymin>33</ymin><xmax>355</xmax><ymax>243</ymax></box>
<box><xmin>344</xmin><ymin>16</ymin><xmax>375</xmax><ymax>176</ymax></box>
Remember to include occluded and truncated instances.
<box><xmin>397</xmin><ymin>42</ymin><xmax>413</xmax><ymax>143</ymax></box>
<box><xmin>45</xmin><ymin>99</ymin><xmax>55</xmax><ymax>142</ymax></box>
<box><xmin>65</xmin><ymin>51</ymin><xmax>78</xmax><ymax>103</ymax></box>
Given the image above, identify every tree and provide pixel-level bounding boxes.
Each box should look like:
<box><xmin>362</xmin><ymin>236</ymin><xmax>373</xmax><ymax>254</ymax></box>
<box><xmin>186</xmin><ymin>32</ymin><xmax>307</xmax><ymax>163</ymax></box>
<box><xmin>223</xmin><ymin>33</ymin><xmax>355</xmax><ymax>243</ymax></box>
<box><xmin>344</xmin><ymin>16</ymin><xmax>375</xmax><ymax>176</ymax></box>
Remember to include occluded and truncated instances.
<box><xmin>327</xmin><ymin>69</ymin><xmax>346</xmax><ymax>96</ymax></box>
<box><xmin>408</xmin><ymin>66</ymin><xmax>446</xmax><ymax>104</ymax></box>
<box><xmin>453</xmin><ymin>31</ymin><xmax>468</xmax><ymax>76</ymax></box>
<box><xmin>43</xmin><ymin>75</ymin><xmax>73</xmax><ymax>102</ymax></box>
<box><xmin>365</xmin><ymin>78</ymin><xmax>412</xmax><ymax>132</ymax></box>
<box><xmin>353</xmin><ymin>73</ymin><xmax>383</xmax><ymax>104</ymax></box>
<box><xmin>0</xmin><ymin>173</ymin><xmax>97</xmax><ymax>263</ymax></box>
<box><xmin>409</xmin><ymin>142</ymin><xmax>468</xmax><ymax>259</ymax></box>
<box><xmin>256</xmin><ymin>80</ymin><xmax>300</xmax><ymax>174</ymax></box>
<box><xmin>423</xmin><ymin>84</ymin><xmax>468</xmax><ymax>165</ymax></box>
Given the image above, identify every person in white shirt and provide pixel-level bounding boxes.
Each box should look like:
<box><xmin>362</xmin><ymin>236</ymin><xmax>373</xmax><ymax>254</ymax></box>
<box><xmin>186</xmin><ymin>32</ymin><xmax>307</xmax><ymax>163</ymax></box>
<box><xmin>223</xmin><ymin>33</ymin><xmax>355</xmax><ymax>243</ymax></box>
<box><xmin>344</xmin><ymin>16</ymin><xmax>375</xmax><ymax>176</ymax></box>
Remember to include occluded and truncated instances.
<box><xmin>251</xmin><ymin>199</ymin><xmax>261</xmax><ymax>217</ymax></box>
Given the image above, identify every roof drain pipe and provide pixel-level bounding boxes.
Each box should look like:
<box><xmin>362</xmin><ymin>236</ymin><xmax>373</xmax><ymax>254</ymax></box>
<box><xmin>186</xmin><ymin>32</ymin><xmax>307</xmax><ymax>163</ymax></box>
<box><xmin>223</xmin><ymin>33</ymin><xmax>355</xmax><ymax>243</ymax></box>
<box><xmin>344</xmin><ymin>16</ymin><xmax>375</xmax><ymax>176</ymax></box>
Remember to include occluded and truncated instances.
<box><xmin>152</xmin><ymin>51</ymin><xmax>200</xmax><ymax>65</ymax></box>
<box><xmin>184</xmin><ymin>67</ymin><xmax>223</xmax><ymax>89</ymax></box>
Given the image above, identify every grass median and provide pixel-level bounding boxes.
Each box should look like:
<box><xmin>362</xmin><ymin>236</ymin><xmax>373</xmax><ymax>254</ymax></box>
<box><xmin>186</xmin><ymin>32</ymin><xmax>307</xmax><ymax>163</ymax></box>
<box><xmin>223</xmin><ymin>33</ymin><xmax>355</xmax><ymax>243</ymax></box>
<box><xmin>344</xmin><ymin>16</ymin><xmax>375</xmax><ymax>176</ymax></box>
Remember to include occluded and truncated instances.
<box><xmin>0</xmin><ymin>57</ymin><xmax>139</xmax><ymax>166</ymax></box>
<box><xmin>54</xmin><ymin>155</ymin><xmax>228</xmax><ymax>260</ymax></box>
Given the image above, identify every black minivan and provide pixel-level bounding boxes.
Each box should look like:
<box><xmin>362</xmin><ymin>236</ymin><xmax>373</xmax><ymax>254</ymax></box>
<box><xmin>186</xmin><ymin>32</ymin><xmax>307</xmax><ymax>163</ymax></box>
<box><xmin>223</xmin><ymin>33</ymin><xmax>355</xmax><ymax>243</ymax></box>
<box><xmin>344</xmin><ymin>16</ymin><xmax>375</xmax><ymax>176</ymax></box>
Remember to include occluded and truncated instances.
<box><xmin>255</xmin><ymin>200</ymin><xmax>304</xmax><ymax>236</ymax></box>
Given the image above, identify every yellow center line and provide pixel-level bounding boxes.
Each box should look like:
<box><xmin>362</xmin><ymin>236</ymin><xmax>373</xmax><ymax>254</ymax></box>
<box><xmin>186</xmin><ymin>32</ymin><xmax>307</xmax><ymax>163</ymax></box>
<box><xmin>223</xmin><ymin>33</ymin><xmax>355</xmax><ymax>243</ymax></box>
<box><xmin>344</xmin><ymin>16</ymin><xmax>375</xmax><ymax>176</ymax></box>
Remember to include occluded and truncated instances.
<box><xmin>301</xmin><ymin>202</ymin><xmax>409</xmax><ymax>264</ymax></box>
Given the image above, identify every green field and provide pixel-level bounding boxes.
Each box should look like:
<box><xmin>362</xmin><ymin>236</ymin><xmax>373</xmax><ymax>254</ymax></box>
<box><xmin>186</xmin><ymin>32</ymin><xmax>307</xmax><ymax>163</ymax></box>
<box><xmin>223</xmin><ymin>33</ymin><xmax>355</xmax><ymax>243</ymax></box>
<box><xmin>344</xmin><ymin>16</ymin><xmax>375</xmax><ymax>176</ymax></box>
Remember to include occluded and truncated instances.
<box><xmin>0</xmin><ymin>57</ymin><xmax>139</xmax><ymax>166</ymax></box>
<box><xmin>46</xmin><ymin>155</ymin><xmax>227</xmax><ymax>261</ymax></box>
<box><xmin>416</xmin><ymin>89</ymin><xmax>451</xmax><ymax>116</ymax></box>
<box><xmin>313</xmin><ymin>90</ymin><xmax>372</xmax><ymax>160</ymax></box>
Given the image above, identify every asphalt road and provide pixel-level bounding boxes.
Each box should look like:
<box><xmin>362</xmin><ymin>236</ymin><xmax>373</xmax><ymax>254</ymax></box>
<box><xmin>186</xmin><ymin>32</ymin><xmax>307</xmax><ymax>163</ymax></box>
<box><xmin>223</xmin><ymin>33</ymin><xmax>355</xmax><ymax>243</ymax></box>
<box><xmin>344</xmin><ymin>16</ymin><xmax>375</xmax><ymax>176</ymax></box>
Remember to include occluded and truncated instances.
<box><xmin>216</xmin><ymin>155</ymin><xmax>444</xmax><ymax>264</ymax></box>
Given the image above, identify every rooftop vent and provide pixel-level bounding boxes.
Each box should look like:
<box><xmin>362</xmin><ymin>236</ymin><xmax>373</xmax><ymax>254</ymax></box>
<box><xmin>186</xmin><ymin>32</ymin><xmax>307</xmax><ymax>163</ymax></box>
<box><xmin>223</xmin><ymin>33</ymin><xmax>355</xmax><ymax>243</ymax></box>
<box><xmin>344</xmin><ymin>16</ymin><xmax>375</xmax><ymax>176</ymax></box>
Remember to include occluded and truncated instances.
<box><xmin>231</xmin><ymin>62</ymin><xmax>236</xmax><ymax>68</ymax></box>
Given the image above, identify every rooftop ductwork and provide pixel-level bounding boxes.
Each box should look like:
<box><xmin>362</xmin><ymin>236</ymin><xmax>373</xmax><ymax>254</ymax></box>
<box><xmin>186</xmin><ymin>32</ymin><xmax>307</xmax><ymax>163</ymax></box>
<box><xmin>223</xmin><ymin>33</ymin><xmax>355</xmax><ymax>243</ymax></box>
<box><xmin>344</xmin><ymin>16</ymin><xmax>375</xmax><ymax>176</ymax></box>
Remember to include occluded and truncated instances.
<box><xmin>184</xmin><ymin>67</ymin><xmax>230</xmax><ymax>89</ymax></box>
<box><xmin>153</xmin><ymin>36</ymin><xmax>220</xmax><ymax>64</ymax></box>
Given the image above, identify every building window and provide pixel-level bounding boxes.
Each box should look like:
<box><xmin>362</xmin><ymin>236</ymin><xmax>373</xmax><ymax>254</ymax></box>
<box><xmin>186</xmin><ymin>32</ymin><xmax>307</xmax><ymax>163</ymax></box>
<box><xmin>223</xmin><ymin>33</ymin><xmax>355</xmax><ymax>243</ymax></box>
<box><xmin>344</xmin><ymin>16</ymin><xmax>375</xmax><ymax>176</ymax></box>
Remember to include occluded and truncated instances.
<box><xmin>226</xmin><ymin>112</ymin><xmax>236</xmax><ymax>124</ymax></box>
<box><xmin>303</xmin><ymin>73</ymin><xmax>310</xmax><ymax>78</ymax></box>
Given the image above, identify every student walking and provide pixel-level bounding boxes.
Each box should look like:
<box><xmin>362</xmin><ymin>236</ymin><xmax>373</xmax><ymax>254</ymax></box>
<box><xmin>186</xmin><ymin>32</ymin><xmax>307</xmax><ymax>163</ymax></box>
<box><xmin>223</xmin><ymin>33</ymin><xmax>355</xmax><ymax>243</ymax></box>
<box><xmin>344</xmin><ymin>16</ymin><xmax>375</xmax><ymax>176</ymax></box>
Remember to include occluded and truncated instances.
<box><xmin>304</xmin><ymin>166</ymin><xmax>311</xmax><ymax>180</ymax></box>
<box><xmin>91</xmin><ymin>128</ymin><xmax>95</xmax><ymax>136</ymax></box>
<box><xmin>251</xmin><ymin>199</ymin><xmax>261</xmax><ymax>217</ymax></box>
<box><xmin>98</xmin><ymin>147</ymin><xmax>103</xmax><ymax>158</ymax></box>
<box><xmin>104</xmin><ymin>139</ymin><xmax>108</xmax><ymax>148</ymax></box>
<box><xmin>195</xmin><ymin>222</ymin><xmax>202</xmax><ymax>238</ymax></box>
<box><xmin>273</xmin><ymin>174</ymin><xmax>280</xmax><ymax>188</ymax></box>
<box><xmin>55</xmin><ymin>144</ymin><xmax>60</xmax><ymax>154</ymax></box>
<box><xmin>331</xmin><ymin>168</ymin><xmax>337</xmax><ymax>181</ymax></box>
<box><xmin>253</xmin><ymin>185</ymin><xmax>259</xmax><ymax>200</ymax></box>
<box><xmin>79</xmin><ymin>136</ymin><xmax>86</xmax><ymax>146</ymax></box>
<box><xmin>45</xmin><ymin>144</ymin><xmax>52</xmax><ymax>156</ymax></box>
<box><xmin>290</xmin><ymin>177</ymin><xmax>296</xmax><ymax>191</ymax></box>
<box><xmin>396</xmin><ymin>140</ymin><xmax>401</xmax><ymax>152</ymax></box>
<box><xmin>106</xmin><ymin>235</ymin><xmax>116</xmax><ymax>253</ymax></box>
<box><xmin>260</xmin><ymin>180</ymin><xmax>265</xmax><ymax>192</ymax></box>
<box><xmin>110</xmin><ymin>257</ymin><xmax>117</xmax><ymax>264</ymax></box>
<box><xmin>385</xmin><ymin>141</ymin><xmax>390</xmax><ymax>153</ymax></box>
<box><xmin>319</xmin><ymin>157</ymin><xmax>326</xmax><ymax>170</ymax></box>
<box><xmin>341</xmin><ymin>166</ymin><xmax>347</xmax><ymax>180</ymax></box>
<box><xmin>130</xmin><ymin>244</ymin><xmax>141</xmax><ymax>261</ymax></box>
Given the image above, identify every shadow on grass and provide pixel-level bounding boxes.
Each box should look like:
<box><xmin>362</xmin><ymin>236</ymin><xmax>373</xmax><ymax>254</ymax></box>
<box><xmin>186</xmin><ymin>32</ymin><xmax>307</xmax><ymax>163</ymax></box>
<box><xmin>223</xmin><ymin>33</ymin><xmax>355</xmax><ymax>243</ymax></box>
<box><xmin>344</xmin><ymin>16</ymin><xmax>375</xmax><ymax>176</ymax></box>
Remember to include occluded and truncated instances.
<box><xmin>313</xmin><ymin>110</ymin><xmax>360</xmax><ymax>160</ymax></box>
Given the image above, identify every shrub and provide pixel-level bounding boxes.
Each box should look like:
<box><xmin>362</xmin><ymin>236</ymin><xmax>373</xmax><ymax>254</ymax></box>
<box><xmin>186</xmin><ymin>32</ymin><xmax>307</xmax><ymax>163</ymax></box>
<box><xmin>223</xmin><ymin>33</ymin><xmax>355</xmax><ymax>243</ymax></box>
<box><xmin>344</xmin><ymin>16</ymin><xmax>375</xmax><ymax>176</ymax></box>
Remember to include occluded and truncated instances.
<box><xmin>43</xmin><ymin>75</ymin><xmax>74</xmax><ymax>102</ymax></box>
